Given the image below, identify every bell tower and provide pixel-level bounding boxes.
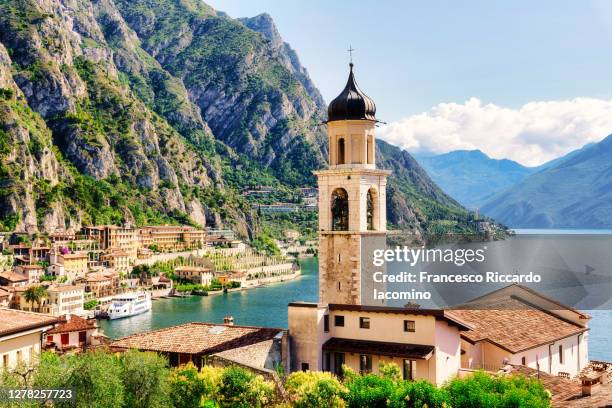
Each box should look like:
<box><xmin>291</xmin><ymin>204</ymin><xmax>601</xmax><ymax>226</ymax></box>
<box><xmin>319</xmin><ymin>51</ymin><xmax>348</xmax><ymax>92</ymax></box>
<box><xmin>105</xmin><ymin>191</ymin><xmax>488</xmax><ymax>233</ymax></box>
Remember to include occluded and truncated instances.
<box><xmin>316</xmin><ymin>63</ymin><xmax>390</xmax><ymax>305</ymax></box>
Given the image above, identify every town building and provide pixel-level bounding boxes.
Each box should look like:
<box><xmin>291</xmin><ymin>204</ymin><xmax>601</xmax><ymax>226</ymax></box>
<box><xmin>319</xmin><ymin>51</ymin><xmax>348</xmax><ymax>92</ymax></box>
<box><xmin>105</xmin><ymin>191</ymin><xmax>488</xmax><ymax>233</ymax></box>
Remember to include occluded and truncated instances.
<box><xmin>101</xmin><ymin>248</ymin><xmax>131</xmax><ymax>272</ymax></box>
<box><xmin>44</xmin><ymin>314</ymin><xmax>99</xmax><ymax>351</ymax></box>
<box><xmin>288</xmin><ymin>302</ymin><xmax>470</xmax><ymax>383</ymax></box>
<box><xmin>138</xmin><ymin>225</ymin><xmax>206</xmax><ymax>252</ymax></box>
<box><xmin>81</xmin><ymin>225</ymin><xmax>138</xmax><ymax>261</ymax></box>
<box><xmin>0</xmin><ymin>308</ymin><xmax>57</xmax><ymax>369</ymax></box>
<box><xmin>75</xmin><ymin>271</ymin><xmax>119</xmax><ymax>300</ymax></box>
<box><xmin>0</xmin><ymin>271</ymin><xmax>29</xmax><ymax>287</ymax></box>
<box><xmin>448</xmin><ymin>284</ymin><xmax>590</xmax><ymax>377</ymax></box>
<box><xmin>14</xmin><ymin>285</ymin><xmax>85</xmax><ymax>317</ymax></box>
<box><xmin>0</xmin><ymin>287</ymin><xmax>10</xmax><ymax>306</ymax></box>
<box><xmin>48</xmin><ymin>250</ymin><xmax>89</xmax><ymax>278</ymax></box>
<box><xmin>14</xmin><ymin>264</ymin><xmax>44</xmax><ymax>284</ymax></box>
<box><xmin>110</xmin><ymin>322</ymin><xmax>288</xmax><ymax>370</ymax></box>
<box><xmin>174</xmin><ymin>266</ymin><xmax>214</xmax><ymax>286</ymax></box>
<box><xmin>286</xmin><ymin>64</ymin><xmax>593</xmax><ymax>386</ymax></box>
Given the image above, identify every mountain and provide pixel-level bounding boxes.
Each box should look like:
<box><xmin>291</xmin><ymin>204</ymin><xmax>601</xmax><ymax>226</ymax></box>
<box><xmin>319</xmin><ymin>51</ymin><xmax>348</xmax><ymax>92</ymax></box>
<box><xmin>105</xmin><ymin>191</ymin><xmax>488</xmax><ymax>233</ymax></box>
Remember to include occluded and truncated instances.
<box><xmin>417</xmin><ymin>150</ymin><xmax>535</xmax><ymax>209</ymax></box>
<box><xmin>0</xmin><ymin>0</ymin><xmax>476</xmax><ymax>237</ymax></box>
<box><xmin>481</xmin><ymin>135</ymin><xmax>612</xmax><ymax>228</ymax></box>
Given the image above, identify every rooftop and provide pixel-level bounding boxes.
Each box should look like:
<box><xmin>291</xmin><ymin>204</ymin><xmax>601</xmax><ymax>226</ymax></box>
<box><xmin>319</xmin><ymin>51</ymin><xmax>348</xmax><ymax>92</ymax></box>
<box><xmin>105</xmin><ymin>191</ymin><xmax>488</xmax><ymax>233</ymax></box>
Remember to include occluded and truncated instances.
<box><xmin>110</xmin><ymin>322</ymin><xmax>284</xmax><ymax>355</ymax></box>
<box><xmin>0</xmin><ymin>308</ymin><xmax>58</xmax><ymax>337</ymax></box>
<box><xmin>47</xmin><ymin>315</ymin><xmax>96</xmax><ymax>335</ymax></box>
<box><xmin>447</xmin><ymin>297</ymin><xmax>588</xmax><ymax>353</ymax></box>
<box><xmin>0</xmin><ymin>271</ymin><xmax>29</xmax><ymax>282</ymax></box>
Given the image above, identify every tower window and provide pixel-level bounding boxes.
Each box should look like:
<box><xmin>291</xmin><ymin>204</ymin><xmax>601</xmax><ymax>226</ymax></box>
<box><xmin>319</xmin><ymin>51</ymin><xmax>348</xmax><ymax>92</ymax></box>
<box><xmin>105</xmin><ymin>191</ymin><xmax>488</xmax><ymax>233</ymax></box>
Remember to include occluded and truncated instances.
<box><xmin>359</xmin><ymin>317</ymin><xmax>370</xmax><ymax>329</ymax></box>
<box><xmin>331</xmin><ymin>188</ymin><xmax>349</xmax><ymax>231</ymax></box>
<box><xmin>337</xmin><ymin>138</ymin><xmax>345</xmax><ymax>165</ymax></box>
<box><xmin>367</xmin><ymin>189</ymin><xmax>374</xmax><ymax>230</ymax></box>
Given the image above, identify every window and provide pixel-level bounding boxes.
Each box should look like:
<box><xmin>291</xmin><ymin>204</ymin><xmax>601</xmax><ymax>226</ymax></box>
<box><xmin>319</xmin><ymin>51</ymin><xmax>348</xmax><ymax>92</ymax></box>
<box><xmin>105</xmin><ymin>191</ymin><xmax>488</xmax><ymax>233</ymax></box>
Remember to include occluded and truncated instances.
<box><xmin>334</xmin><ymin>353</ymin><xmax>345</xmax><ymax>377</ymax></box>
<box><xmin>2</xmin><ymin>354</ymin><xmax>8</xmax><ymax>367</ymax></box>
<box><xmin>331</xmin><ymin>188</ymin><xmax>349</xmax><ymax>231</ymax></box>
<box><xmin>61</xmin><ymin>333</ymin><xmax>69</xmax><ymax>345</ymax></box>
<box><xmin>337</xmin><ymin>138</ymin><xmax>345</xmax><ymax>164</ymax></box>
<box><xmin>359</xmin><ymin>317</ymin><xmax>370</xmax><ymax>329</ymax></box>
<box><xmin>324</xmin><ymin>315</ymin><xmax>329</xmax><ymax>332</ymax></box>
<box><xmin>16</xmin><ymin>350</ymin><xmax>22</xmax><ymax>362</ymax></box>
<box><xmin>47</xmin><ymin>335</ymin><xmax>53</xmax><ymax>343</ymax></box>
<box><xmin>359</xmin><ymin>355</ymin><xmax>372</xmax><ymax>374</ymax></box>
<box><xmin>404</xmin><ymin>320</ymin><xmax>416</xmax><ymax>332</ymax></box>
<box><xmin>301</xmin><ymin>362</ymin><xmax>309</xmax><ymax>371</ymax></box>
<box><xmin>521</xmin><ymin>356</ymin><xmax>526</xmax><ymax>365</ymax></box>
<box><xmin>559</xmin><ymin>345</ymin><xmax>563</xmax><ymax>364</ymax></box>
<box><xmin>403</xmin><ymin>359</ymin><xmax>416</xmax><ymax>380</ymax></box>
<box><xmin>334</xmin><ymin>315</ymin><xmax>345</xmax><ymax>327</ymax></box>
<box><xmin>366</xmin><ymin>190</ymin><xmax>374</xmax><ymax>230</ymax></box>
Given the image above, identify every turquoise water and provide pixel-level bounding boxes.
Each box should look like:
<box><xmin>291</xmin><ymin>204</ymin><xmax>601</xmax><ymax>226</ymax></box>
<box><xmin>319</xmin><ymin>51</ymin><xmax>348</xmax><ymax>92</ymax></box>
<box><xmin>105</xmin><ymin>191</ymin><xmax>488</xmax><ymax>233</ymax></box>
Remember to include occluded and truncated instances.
<box><xmin>100</xmin><ymin>248</ymin><xmax>611</xmax><ymax>362</ymax></box>
<box><xmin>99</xmin><ymin>257</ymin><xmax>319</xmax><ymax>338</ymax></box>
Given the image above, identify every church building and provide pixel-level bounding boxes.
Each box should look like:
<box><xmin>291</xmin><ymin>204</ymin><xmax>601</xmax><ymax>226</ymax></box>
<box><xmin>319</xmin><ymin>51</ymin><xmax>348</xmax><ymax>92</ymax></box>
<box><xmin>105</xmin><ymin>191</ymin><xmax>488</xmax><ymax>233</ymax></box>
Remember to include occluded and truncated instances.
<box><xmin>286</xmin><ymin>63</ymin><xmax>591</xmax><ymax>384</ymax></box>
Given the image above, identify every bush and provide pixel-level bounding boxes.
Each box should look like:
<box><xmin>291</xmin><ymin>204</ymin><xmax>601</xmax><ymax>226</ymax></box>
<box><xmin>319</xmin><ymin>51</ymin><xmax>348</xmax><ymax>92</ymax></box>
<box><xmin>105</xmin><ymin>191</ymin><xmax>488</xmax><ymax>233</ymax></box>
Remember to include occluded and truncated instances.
<box><xmin>168</xmin><ymin>363</ymin><xmax>207</xmax><ymax>408</ymax></box>
<box><xmin>217</xmin><ymin>365</ymin><xmax>274</xmax><ymax>408</ymax></box>
<box><xmin>446</xmin><ymin>371</ymin><xmax>551</xmax><ymax>408</ymax></box>
<box><xmin>285</xmin><ymin>371</ymin><xmax>347</xmax><ymax>408</ymax></box>
<box><xmin>84</xmin><ymin>299</ymin><xmax>98</xmax><ymax>310</ymax></box>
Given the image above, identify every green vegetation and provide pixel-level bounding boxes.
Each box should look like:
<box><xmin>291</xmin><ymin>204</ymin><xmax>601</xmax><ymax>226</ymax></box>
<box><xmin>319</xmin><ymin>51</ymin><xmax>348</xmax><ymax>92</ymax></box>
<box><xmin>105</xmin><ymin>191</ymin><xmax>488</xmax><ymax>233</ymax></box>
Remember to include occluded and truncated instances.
<box><xmin>251</xmin><ymin>232</ymin><xmax>281</xmax><ymax>256</ymax></box>
<box><xmin>84</xmin><ymin>299</ymin><xmax>98</xmax><ymax>310</ymax></box>
<box><xmin>0</xmin><ymin>351</ymin><xmax>551</xmax><ymax>408</ymax></box>
<box><xmin>22</xmin><ymin>285</ymin><xmax>47</xmax><ymax>312</ymax></box>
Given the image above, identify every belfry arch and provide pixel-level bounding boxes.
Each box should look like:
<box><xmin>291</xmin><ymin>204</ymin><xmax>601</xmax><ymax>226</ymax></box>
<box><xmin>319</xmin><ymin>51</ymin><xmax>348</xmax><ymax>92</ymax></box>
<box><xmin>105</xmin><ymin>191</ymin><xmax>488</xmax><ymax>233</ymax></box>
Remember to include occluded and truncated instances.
<box><xmin>331</xmin><ymin>188</ymin><xmax>349</xmax><ymax>231</ymax></box>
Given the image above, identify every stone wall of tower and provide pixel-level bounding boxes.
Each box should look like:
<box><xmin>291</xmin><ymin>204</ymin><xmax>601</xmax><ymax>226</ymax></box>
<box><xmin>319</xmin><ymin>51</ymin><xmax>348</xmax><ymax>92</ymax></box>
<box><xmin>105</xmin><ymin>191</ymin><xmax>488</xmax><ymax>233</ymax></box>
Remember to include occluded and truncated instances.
<box><xmin>319</xmin><ymin>233</ymin><xmax>362</xmax><ymax>304</ymax></box>
<box><xmin>327</xmin><ymin>120</ymin><xmax>377</xmax><ymax>168</ymax></box>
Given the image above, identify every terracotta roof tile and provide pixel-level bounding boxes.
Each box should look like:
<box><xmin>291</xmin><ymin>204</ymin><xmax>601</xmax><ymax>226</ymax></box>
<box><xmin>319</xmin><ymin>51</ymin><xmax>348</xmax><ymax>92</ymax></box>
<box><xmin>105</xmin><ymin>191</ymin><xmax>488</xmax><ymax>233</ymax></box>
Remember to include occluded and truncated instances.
<box><xmin>447</xmin><ymin>298</ymin><xmax>587</xmax><ymax>353</ymax></box>
<box><xmin>0</xmin><ymin>308</ymin><xmax>58</xmax><ymax>337</ymax></box>
<box><xmin>47</xmin><ymin>315</ymin><xmax>96</xmax><ymax>334</ymax></box>
<box><xmin>110</xmin><ymin>323</ymin><xmax>283</xmax><ymax>355</ymax></box>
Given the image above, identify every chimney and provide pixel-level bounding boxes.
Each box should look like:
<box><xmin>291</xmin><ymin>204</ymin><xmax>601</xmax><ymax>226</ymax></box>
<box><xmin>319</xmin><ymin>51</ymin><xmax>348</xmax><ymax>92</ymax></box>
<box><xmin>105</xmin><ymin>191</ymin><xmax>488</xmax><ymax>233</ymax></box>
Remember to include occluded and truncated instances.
<box><xmin>223</xmin><ymin>315</ymin><xmax>234</xmax><ymax>325</ymax></box>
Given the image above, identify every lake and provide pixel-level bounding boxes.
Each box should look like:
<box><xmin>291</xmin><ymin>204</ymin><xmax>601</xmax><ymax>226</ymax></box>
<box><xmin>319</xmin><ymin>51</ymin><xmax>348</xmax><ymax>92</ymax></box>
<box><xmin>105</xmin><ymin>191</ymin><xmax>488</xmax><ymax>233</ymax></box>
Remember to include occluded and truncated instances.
<box><xmin>100</xmin><ymin>233</ymin><xmax>612</xmax><ymax>362</ymax></box>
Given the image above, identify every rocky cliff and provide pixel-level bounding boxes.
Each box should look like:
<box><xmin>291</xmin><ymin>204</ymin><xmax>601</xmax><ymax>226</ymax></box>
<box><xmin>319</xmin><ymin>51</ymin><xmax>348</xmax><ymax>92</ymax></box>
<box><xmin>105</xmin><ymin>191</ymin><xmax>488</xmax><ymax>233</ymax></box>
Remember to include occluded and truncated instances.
<box><xmin>0</xmin><ymin>0</ymin><xmax>475</xmax><ymax>237</ymax></box>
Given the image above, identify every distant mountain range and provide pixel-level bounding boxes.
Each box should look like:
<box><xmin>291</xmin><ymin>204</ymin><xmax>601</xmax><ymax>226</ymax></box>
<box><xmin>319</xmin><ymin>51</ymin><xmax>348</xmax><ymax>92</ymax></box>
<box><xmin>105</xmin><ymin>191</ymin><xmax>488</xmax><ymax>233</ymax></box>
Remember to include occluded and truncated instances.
<box><xmin>416</xmin><ymin>136</ymin><xmax>612</xmax><ymax>229</ymax></box>
<box><xmin>416</xmin><ymin>150</ymin><xmax>536</xmax><ymax>209</ymax></box>
<box><xmin>481</xmin><ymin>135</ymin><xmax>612</xmax><ymax>228</ymax></box>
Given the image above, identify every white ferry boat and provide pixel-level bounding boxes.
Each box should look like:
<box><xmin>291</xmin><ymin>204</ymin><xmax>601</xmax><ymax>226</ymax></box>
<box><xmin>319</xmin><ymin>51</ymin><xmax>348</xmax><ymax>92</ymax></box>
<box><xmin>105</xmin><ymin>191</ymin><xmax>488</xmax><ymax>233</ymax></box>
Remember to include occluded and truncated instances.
<box><xmin>107</xmin><ymin>291</ymin><xmax>152</xmax><ymax>320</ymax></box>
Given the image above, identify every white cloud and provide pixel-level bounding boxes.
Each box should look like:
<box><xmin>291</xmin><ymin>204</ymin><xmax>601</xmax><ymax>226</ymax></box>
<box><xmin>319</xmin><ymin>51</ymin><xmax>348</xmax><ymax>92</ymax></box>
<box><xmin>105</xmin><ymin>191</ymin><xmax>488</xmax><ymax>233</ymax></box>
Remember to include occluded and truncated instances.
<box><xmin>378</xmin><ymin>97</ymin><xmax>612</xmax><ymax>166</ymax></box>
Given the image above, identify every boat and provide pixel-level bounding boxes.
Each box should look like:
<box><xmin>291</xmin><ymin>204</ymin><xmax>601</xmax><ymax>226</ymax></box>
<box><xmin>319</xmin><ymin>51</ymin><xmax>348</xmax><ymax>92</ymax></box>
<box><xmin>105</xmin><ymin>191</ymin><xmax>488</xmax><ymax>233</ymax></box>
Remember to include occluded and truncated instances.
<box><xmin>107</xmin><ymin>291</ymin><xmax>152</xmax><ymax>320</ymax></box>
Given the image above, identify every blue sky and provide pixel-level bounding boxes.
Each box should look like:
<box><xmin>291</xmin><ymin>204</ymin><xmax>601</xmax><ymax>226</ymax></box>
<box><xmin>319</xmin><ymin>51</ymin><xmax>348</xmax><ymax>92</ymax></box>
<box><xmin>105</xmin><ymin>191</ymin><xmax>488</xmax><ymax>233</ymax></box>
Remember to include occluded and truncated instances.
<box><xmin>207</xmin><ymin>0</ymin><xmax>612</xmax><ymax>165</ymax></box>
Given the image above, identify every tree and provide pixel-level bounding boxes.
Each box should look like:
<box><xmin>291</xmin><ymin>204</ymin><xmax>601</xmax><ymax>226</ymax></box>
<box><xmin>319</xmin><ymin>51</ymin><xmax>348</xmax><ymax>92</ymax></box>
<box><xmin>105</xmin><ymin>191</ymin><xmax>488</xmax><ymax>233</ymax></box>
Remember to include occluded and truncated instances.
<box><xmin>64</xmin><ymin>350</ymin><xmax>125</xmax><ymax>408</ymax></box>
<box><xmin>121</xmin><ymin>350</ymin><xmax>171</xmax><ymax>408</ymax></box>
<box><xmin>23</xmin><ymin>285</ymin><xmax>47</xmax><ymax>312</ymax></box>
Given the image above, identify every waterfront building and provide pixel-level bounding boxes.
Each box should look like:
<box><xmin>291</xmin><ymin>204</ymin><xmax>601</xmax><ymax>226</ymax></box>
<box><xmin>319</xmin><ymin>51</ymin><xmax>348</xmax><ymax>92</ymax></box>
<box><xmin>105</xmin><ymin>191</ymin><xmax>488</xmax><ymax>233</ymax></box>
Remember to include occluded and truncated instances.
<box><xmin>286</xmin><ymin>64</ymin><xmax>592</xmax><ymax>385</ymax></box>
<box><xmin>75</xmin><ymin>271</ymin><xmax>119</xmax><ymax>300</ymax></box>
<box><xmin>14</xmin><ymin>285</ymin><xmax>85</xmax><ymax>317</ymax></box>
<box><xmin>110</xmin><ymin>322</ymin><xmax>288</xmax><ymax>370</ymax></box>
<box><xmin>101</xmin><ymin>248</ymin><xmax>131</xmax><ymax>273</ymax></box>
<box><xmin>138</xmin><ymin>225</ymin><xmax>206</xmax><ymax>252</ymax></box>
<box><xmin>44</xmin><ymin>314</ymin><xmax>99</xmax><ymax>351</ymax></box>
<box><xmin>48</xmin><ymin>250</ymin><xmax>89</xmax><ymax>278</ymax></box>
<box><xmin>0</xmin><ymin>308</ymin><xmax>57</xmax><ymax>369</ymax></box>
<box><xmin>448</xmin><ymin>284</ymin><xmax>590</xmax><ymax>378</ymax></box>
<box><xmin>81</xmin><ymin>225</ymin><xmax>138</xmax><ymax>261</ymax></box>
<box><xmin>174</xmin><ymin>266</ymin><xmax>214</xmax><ymax>286</ymax></box>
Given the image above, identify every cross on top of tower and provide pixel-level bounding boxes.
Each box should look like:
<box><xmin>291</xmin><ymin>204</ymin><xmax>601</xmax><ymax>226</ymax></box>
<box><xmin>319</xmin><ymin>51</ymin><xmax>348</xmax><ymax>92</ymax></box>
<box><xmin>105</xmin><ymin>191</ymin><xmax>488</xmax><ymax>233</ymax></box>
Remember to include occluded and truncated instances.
<box><xmin>347</xmin><ymin>45</ymin><xmax>355</xmax><ymax>65</ymax></box>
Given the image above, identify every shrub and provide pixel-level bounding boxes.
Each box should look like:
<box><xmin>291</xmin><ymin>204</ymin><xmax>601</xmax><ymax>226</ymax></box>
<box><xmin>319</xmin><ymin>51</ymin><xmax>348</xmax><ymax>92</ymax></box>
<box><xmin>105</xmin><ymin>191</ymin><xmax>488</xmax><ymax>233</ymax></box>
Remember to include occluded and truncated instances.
<box><xmin>217</xmin><ymin>365</ymin><xmax>274</xmax><ymax>408</ymax></box>
<box><xmin>168</xmin><ymin>363</ymin><xmax>207</xmax><ymax>408</ymax></box>
<box><xmin>445</xmin><ymin>371</ymin><xmax>551</xmax><ymax>408</ymax></box>
<box><xmin>285</xmin><ymin>371</ymin><xmax>346</xmax><ymax>408</ymax></box>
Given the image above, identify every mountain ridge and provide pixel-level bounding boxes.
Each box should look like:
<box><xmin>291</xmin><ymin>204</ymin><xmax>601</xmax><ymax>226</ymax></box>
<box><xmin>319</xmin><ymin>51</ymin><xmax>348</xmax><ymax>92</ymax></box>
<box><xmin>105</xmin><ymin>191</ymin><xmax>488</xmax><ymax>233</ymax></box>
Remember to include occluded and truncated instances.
<box><xmin>0</xmin><ymin>0</ymin><xmax>478</xmax><ymax>238</ymax></box>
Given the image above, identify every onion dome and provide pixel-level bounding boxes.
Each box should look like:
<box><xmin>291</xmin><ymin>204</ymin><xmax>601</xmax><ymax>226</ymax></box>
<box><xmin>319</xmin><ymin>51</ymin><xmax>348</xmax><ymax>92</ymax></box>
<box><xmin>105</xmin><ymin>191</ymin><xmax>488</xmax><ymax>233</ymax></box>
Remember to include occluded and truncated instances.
<box><xmin>327</xmin><ymin>63</ymin><xmax>376</xmax><ymax>122</ymax></box>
